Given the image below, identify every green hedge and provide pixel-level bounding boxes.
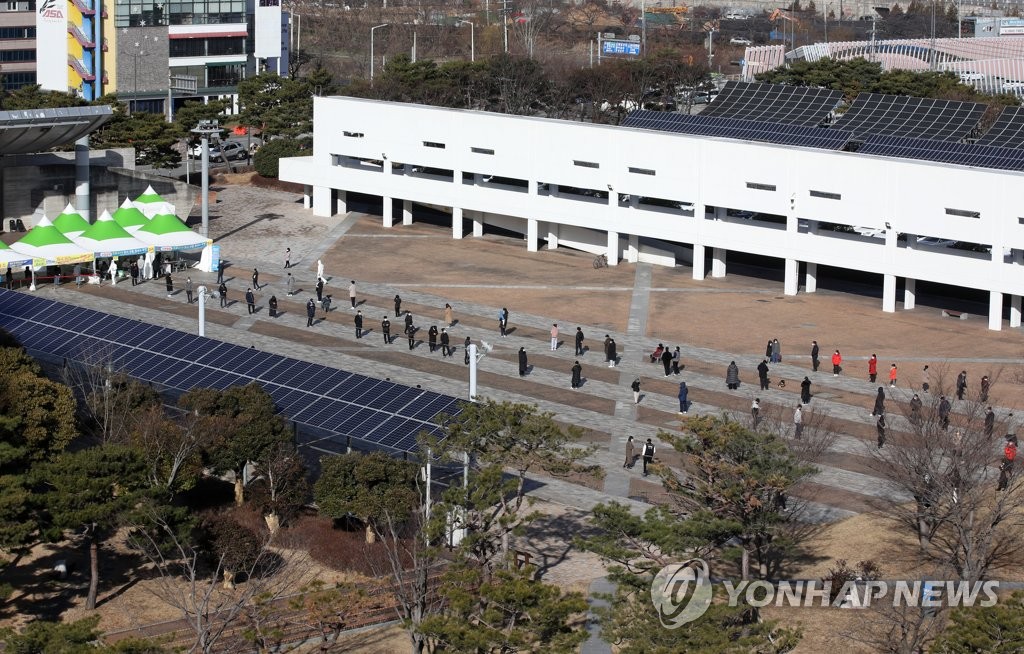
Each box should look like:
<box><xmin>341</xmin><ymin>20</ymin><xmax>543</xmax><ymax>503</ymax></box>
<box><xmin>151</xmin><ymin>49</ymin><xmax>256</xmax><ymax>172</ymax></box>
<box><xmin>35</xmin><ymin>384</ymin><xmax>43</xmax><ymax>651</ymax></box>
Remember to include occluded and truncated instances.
<box><xmin>253</xmin><ymin>138</ymin><xmax>304</xmax><ymax>178</ymax></box>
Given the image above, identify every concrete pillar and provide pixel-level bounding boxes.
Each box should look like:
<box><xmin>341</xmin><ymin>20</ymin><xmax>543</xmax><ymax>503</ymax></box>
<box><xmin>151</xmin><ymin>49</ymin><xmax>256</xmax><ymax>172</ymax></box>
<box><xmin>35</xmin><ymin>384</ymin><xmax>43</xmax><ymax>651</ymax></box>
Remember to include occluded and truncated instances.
<box><xmin>336</xmin><ymin>190</ymin><xmax>347</xmax><ymax>215</ymax></box>
<box><xmin>629</xmin><ymin>195</ymin><xmax>639</xmax><ymax>209</ymax></box>
<box><xmin>303</xmin><ymin>184</ymin><xmax>312</xmax><ymax>209</ymax></box>
<box><xmin>402</xmin><ymin>199</ymin><xmax>412</xmax><ymax>225</ymax></box>
<box><xmin>547</xmin><ymin>222</ymin><xmax>559</xmax><ymax>250</ymax></box>
<box><xmin>452</xmin><ymin>207</ymin><xmax>464</xmax><ymax>239</ymax></box>
<box><xmin>312</xmin><ymin>186</ymin><xmax>333</xmax><ymax>217</ymax></box>
<box><xmin>472</xmin><ymin>214</ymin><xmax>483</xmax><ymax>237</ymax></box>
<box><xmin>1010</xmin><ymin>295</ymin><xmax>1022</xmax><ymax>328</ymax></box>
<box><xmin>75</xmin><ymin>136</ymin><xmax>90</xmax><ymax>222</ymax></box>
<box><xmin>904</xmin><ymin>278</ymin><xmax>916</xmax><ymax>310</ymax></box>
<box><xmin>805</xmin><ymin>262</ymin><xmax>817</xmax><ymax>293</ymax></box>
<box><xmin>692</xmin><ymin>245</ymin><xmax>706</xmax><ymax>280</ymax></box>
<box><xmin>606</xmin><ymin>230</ymin><xmax>619</xmax><ymax>266</ymax></box>
<box><xmin>882</xmin><ymin>274</ymin><xmax>897</xmax><ymax>313</ymax></box>
<box><xmin>383</xmin><ymin>196</ymin><xmax>394</xmax><ymax>228</ymax></box>
<box><xmin>526</xmin><ymin>218</ymin><xmax>538</xmax><ymax>252</ymax></box>
<box><xmin>784</xmin><ymin>258</ymin><xmax>798</xmax><ymax>295</ymax></box>
<box><xmin>711</xmin><ymin>247</ymin><xmax>726</xmax><ymax>278</ymax></box>
<box><xmin>989</xmin><ymin>291</ymin><xmax>1003</xmax><ymax>331</ymax></box>
<box><xmin>714</xmin><ymin>206</ymin><xmax>727</xmax><ymax>220</ymax></box>
<box><xmin>626</xmin><ymin>234</ymin><xmax>639</xmax><ymax>263</ymax></box>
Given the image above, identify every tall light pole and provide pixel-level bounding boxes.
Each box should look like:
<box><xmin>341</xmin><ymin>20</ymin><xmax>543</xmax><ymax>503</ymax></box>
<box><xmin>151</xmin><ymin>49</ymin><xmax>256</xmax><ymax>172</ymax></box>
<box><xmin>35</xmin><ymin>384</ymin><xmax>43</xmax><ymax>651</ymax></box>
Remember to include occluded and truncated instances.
<box><xmin>459</xmin><ymin>20</ymin><xmax>475</xmax><ymax>62</ymax></box>
<box><xmin>370</xmin><ymin>23</ymin><xmax>388</xmax><ymax>82</ymax></box>
<box><xmin>641</xmin><ymin>0</ymin><xmax>647</xmax><ymax>55</ymax></box>
<box><xmin>191</xmin><ymin>120</ymin><xmax>223</xmax><ymax>239</ymax></box>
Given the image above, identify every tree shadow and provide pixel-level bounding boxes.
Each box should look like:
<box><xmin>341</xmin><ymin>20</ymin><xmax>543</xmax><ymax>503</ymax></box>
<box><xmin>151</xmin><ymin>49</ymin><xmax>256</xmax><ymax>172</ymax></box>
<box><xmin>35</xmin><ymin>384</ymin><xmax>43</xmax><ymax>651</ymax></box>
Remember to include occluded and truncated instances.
<box><xmin>526</xmin><ymin>508</ymin><xmax>605</xmax><ymax>582</ymax></box>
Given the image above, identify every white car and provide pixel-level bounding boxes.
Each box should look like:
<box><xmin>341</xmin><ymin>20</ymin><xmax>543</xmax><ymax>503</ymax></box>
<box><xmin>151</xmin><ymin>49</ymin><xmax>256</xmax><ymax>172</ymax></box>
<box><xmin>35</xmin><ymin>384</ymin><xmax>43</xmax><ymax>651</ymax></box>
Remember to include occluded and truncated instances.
<box><xmin>730</xmin><ymin>37</ymin><xmax>753</xmax><ymax>46</ymax></box>
<box><xmin>188</xmin><ymin>140</ymin><xmax>249</xmax><ymax>161</ymax></box>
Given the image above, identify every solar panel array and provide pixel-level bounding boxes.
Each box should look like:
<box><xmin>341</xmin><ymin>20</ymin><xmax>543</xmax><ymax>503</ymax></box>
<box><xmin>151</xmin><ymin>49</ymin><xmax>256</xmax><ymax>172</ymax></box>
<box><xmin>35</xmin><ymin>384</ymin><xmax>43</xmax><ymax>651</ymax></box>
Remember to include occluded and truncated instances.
<box><xmin>622</xmin><ymin>110</ymin><xmax>852</xmax><ymax>150</ymax></box>
<box><xmin>858</xmin><ymin>135</ymin><xmax>1024</xmax><ymax>171</ymax></box>
<box><xmin>700</xmin><ymin>82</ymin><xmax>843</xmax><ymax>127</ymax></box>
<box><xmin>833</xmin><ymin>93</ymin><xmax>988</xmax><ymax>142</ymax></box>
<box><xmin>0</xmin><ymin>289</ymin><xmax>461</xmax><ymax>453</ymax></box>
<box><xmin>975</xmin><ymin>105</ymin><xmax>1024</xmax><ymax>149</ymax></box>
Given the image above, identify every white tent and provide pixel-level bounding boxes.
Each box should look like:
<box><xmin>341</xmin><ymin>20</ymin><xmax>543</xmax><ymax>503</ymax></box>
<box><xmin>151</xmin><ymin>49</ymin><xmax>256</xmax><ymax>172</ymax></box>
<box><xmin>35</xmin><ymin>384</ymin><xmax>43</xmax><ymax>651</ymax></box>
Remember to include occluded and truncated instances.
<box><xmin>72</xmin><ymin>210</ymin><xmax>151</xmax><ymax>257</ymax></box>
<box><xmin>133</xmin><ymin>185</ymin><xmax>177</xmax><ymax>218</ymax></box>
<box><xmin>133</xmin><ymin>213</ymin><xmax>210</xmax><ymax>251</ymax></box>
<box><xmin>11</xmin><ymin>215</ymin><xmax>93</xmax><ymax>265</ymax></box>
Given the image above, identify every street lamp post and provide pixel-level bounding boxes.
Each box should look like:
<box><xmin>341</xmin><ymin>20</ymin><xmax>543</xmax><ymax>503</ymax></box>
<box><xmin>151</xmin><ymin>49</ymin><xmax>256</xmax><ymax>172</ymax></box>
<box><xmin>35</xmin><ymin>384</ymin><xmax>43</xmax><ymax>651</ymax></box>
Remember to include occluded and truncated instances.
<box><xmin>370</xmin><ymin>23</ymin><xmax>388</xmax><ymax>82</ymax></box>
<box><xmin>459</xmin><ymin>20</ymin><xmax>475</xmax><ymax>62</ymax></box>
<box><xmin>191</xmin><ymin>120</ymin><xmax>223</xmax><ymax>239</ymax></box>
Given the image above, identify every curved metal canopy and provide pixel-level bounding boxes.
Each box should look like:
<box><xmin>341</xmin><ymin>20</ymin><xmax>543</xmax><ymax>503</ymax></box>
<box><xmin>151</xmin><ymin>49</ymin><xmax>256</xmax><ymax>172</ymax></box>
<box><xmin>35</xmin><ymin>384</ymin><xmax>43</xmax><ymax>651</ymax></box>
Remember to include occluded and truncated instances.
<box><xmin>0</xmin><ymin>105</ymin><xmax>113</xmax><ymax>154</ymax></box>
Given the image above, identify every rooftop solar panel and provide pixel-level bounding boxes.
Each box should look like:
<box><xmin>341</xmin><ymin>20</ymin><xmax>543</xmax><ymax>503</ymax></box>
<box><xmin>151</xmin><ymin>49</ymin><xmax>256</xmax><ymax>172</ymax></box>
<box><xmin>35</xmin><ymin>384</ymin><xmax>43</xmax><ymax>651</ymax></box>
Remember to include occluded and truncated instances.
<box><xmin>700</xmin><ymin>81</ymin><xmax>842</xmax><ymax>127</ymax></box>
<box><xmin>833</xmin><ymin>93</ymin><xmax>988</xmax><ymax>142</ymax></box>
<box><xmin>975</xmin><ymin>105</ymin><xmax>1024</xmax><ymax>149</ymax></box>
<box><xmin>858</xmin><ymin>134</ymin><xmax>1024</xmax><ymax>171</ymax></box>
<box><xmin>621</xmin><ymin>110</ymin><xmax>852</xmax><ymax>150</ymax></box>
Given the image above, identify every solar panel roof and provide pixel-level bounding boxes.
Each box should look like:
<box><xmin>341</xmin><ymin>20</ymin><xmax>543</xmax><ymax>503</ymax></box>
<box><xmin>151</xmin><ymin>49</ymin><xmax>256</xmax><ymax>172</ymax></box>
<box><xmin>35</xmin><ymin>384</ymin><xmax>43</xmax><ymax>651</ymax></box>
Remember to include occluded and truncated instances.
<box><xmin>700</xmin><ymin>81</ymin><xmax>843</xmax><ymax>127</ymax></box>
<box><xmin>622</xmin><ymin>110</ymin><xmax>852</xmax><ymax>150</ymax></box>
<box><xmin>975</xmin><ymin>105</ymin><xmax>1024</xmax><ymax>149</ymax></box>
<box><xmin>857</xmin><ymin>134</ymin><xmax>1024</xmax><ymax>171</ymax></box>
<box><xmin>0</xmin><ymin>289</ymin><xmax>461</xmax><ymax>454</ymax></box>
<box><xmin>833</xmin><ymin>93</ymin><xmax>988</xmax><ymax>142</ymax></box>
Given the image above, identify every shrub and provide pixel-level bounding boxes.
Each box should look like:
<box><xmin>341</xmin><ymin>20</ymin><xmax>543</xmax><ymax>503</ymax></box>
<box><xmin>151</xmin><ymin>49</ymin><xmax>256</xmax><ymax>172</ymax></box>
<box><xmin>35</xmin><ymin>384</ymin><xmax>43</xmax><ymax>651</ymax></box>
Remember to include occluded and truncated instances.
<box><xmin>253</xmin><ymin>138</ymin><xmax>303</xmax><ymax>178</ymax></box>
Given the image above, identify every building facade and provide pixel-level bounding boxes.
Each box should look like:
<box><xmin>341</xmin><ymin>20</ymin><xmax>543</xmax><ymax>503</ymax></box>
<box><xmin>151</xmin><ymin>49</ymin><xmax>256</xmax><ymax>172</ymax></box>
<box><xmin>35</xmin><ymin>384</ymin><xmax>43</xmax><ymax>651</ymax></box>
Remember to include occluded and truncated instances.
<box><xmin>0</xmin><ymin>0</ymin><xmax>37</xmax><ymax>91</ymax></box>
<box><xmin>281</xmin><ymin>96</ymin><xmax>1024</xmax><ymax>331</ymax></box>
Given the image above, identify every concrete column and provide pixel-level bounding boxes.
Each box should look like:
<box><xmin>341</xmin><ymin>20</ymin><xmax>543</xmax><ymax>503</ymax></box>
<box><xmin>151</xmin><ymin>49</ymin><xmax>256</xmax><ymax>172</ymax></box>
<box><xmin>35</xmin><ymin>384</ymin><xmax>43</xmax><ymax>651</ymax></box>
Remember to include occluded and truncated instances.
<box><xmin>989</xmin><ymin>291</ymin><xmax>1003</xmax><ymax>331</ymax></box>
<box><xmin>692</xmin><ymin>245</ymin><xmax>706</xmax><ymax>280</ymax></box>
<box><xmin>336</xmin><ymin>190</ymin><xmax>347</xmax><ymax>215</ymax></box>
<box><xmin>1010</xmin><ymin>295</ymin><xmax>1022</xmax><ymax>328</ymax></box>
<box><xmin>526</xmin><ymin>218</ymin><xmax>538</xmax><ymax>252</ymax></box>
<box><xmin>626</xmin><ymin>234</ymin><xmax>639</xmax><ymax>263</ymax></box>
<box><xmin>74</xmin><ymin>136</ymin><xmax>91</xmax><ymax>222</ymax></box>
<box><xmin>402</xmin><ymin>199</ymin><xmax>413</xmax><ymax>225</ymax></box>
<box><xmin>629</xmin><ymin>195</ymin><xmax>639</xmax><ymax>209</ymax></box>
<box><xmin>383</xmin><ymin>196</ymin><xmax>394</xmax><ymax>228</ymax></box>
<box><xmin>784</xmin><ymin>259</ymin><xmax>798</xmax><ymax>295</ymax></box>
<box><xmin>882</xmin><ymin>274</ymin><xmax>897</xmax><ymax>313</ymax></box>
<box><xmin>711</xmin><ymin>247</ymin><xmax>726</xmax><ymax>278</ymax></box>
<box><xmin>606</xmin><ymin>230</ymin><xmax>619</xmax><ymax>266</ymax></box>
<box><xmin>904</xmin><ymin>278</ymin><xmax>916</xmax><ymax>310</ymax></box>
<box><xmin>472</xmin><ymin>214</ymin><xmax>483</xmax><ymax>237</ymax></box>
<box><xmin>714</xmin><ymin>206</ymin><xmax>727</xmax><ymax>220</ymax></box>
<box><xmin>547</xmin><ymin>222</ymin><xmax>559</xmax><ymax>250</ymax></box>
<box><xmin>452</xmin><ymin>207</ymin><xmax>464</xmax><ymax>239</ymax></box>
<box><xmin>303</xmin><ymin>184</ymin><xmax>312</xmax><ymax>209</ymax></box>
<box><xmin>312</xmin><ymin>186</ymin><xmax>333</xmax><ymax>217</ymax></box>
<box><xmin>805</xmin><ymin>262</ymin><xmax>817</xmax><ymax>293</ymax></box>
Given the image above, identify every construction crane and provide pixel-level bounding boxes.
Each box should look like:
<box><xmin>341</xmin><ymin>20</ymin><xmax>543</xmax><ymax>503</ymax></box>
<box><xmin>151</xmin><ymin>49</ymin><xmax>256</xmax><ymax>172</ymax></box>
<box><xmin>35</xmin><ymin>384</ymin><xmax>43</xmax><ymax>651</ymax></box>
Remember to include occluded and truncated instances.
<box><xmin>768</xmin><ymin>8</ymin><xmax>800</xmax><ymax>23</ymax></box>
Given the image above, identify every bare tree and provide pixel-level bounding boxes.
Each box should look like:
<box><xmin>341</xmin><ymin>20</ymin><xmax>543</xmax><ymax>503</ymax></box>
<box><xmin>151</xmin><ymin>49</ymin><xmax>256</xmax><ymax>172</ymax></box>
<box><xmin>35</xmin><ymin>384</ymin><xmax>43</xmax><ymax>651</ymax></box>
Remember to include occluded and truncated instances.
<box><xmin>844</xmin><ymin>600</ymin><xmax>949</xmax><ymax>654</ymax></box>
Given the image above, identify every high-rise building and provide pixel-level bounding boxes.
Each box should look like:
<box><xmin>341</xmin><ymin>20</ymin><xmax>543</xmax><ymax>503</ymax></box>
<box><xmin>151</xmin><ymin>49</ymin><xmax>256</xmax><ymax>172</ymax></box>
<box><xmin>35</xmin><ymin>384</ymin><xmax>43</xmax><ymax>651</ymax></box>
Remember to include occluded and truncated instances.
<box><xmin>0</xmin><ymin>1</ymin><xmax>37</xmax><ymax>91</ymax></box>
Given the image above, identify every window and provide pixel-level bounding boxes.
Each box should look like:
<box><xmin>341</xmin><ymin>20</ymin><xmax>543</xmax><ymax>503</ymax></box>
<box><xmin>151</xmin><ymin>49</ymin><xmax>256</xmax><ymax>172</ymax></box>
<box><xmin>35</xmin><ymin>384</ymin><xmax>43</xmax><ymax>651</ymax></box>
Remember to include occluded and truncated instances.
<box><xmin>0</xmin><ymin>26</ymin><xmax>35</xmax><ymax>38</ymax></box>
<box><xmin>574</xmin><ymin>160</ymin><xmax>599</xmax><ymax>169</ymax></box>
<box><xmin>471</xmin><ymin>147</ymin><xmax>494</xmax><ymax>155</ymax></box>
<box><xmin>1019</xmin><ymin>217</ymin><xmax>1024</xmax><ymax>225</ymax></box>
<box><xmin>0</xmin><ymin>70</ymin><xmax>34</xmax><ymax>90</ymax></box>
<box><xmin>0</xmin><ymin>49</ymin><xmax>34</xmax><ymax>62</ymax></box>
<box><xmin>945</xmin><ymin>208</ymin><xmax>980</xmax><ymax>219</ymax></box>
<box><xmin>423</xmin><ymin>141</ymin><xmax>445</xmax><ymax>149</ymax></box>
<box><xmin>628</xmin><ymin>166</ymin><xmax>656</xmax><ymax>176</ymax></box>
<box><xmin>343</xmin><ymin>131</ymin><xmax>364</xmax><ymax>138</ymax></box>
<box><xmin>746</xmin><ymin>182</ymin><xmax>777</xmax><ymax>192</ymax></box>
<box><xmin>809</xmin><ymin>190</ymin><xmax>841</xmax><ymax>200</ymax></box>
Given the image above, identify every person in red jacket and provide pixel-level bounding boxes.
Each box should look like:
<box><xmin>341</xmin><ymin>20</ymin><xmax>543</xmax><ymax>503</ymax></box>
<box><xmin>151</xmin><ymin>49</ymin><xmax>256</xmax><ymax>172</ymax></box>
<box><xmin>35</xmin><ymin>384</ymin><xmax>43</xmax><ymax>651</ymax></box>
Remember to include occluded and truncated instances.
<box><xmin>998</xmin><ymin>437</ymin><xmax>1017</xmax><ymax>491</ymax></box>
<box><xmin>868</xmin><ymin>354</ymin><xmax>878</xmax><ymax>382</ymax></box>
<box><xmin>832</xmin><ymin>350</ymin><xmax>843</xmax><ymax>376</ymax></box>
<box><xmin>889</xmin><ymin>363</ymin><xmax>898</xmax><ymax>387</ymax></box>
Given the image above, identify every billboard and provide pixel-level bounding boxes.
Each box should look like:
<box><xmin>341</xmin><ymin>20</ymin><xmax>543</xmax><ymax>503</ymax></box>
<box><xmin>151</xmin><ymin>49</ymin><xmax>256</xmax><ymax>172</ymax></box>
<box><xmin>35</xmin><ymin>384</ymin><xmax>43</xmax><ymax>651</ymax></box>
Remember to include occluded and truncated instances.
<box><xmin>255</xmin><ymin>0</ymin><xmax>282</xmax><ymax>58</ymax></box>
<box><xmin>36</xmin><ymin>0</ymin><xmax>70</xmax><ymax>92</ymax></box>
<box><xmin>1000</xmin><ymin>18</ymin><xmax>1024</xmax><ymax>35</ymax></box>
<box><xmin>602</xmin><ymin>40</ymin><xmax>641</xmax><ymax>56</ymax></box>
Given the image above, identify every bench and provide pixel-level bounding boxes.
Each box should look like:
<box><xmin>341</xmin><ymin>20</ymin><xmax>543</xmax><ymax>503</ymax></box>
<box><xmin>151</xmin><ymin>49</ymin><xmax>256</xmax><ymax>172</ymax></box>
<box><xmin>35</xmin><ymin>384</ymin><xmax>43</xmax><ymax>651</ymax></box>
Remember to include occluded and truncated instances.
<box><xmin>942</xmin><ymin>309</ymin><xmax>968</xmax><ymax>320</ymax></box>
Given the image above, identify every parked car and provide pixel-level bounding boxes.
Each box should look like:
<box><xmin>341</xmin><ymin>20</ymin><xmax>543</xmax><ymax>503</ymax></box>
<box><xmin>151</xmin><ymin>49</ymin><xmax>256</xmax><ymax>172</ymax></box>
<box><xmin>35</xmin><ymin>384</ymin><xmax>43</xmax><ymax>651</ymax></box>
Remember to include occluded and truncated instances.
<box><xmin>188</xmin><ymin>140</ymin><xmax>249</xmax><ymax>160</ymax></box>
<box><xmin>730</xmin><ymin>37</ymin><xmax>753</xmax><ymax>46</ymax></box>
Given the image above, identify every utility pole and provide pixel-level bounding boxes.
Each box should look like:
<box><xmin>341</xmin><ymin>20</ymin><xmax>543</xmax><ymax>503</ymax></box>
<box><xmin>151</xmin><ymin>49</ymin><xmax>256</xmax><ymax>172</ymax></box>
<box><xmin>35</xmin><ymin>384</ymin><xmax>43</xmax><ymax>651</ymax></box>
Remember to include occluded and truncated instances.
<box><xmin>502</xmin><ymin>0</ymin><xmax>509</xmax><ymax>53</ymax></box>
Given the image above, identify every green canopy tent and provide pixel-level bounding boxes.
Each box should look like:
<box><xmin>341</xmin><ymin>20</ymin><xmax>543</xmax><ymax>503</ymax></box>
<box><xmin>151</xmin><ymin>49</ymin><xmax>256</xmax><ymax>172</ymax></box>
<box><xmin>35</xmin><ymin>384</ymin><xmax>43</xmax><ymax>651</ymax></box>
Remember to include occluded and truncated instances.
<box><xmin>133</xmin><ymin>185</ymin><xmax>176</xmax><ymax>218</ymax></box>
<box><xmin>112</xmin><ymin>197</ymin><xmax>150</xmax><ymax>233</ymax></box>
<box><xmin>134</xmin><ymin>213</ymin><xmax>209</xmax><ymax>251</ymax></box>
<box><xmin>52</xmin><ymin>203</ymin><xmax>90</xmax><ymax>238</ymax></box>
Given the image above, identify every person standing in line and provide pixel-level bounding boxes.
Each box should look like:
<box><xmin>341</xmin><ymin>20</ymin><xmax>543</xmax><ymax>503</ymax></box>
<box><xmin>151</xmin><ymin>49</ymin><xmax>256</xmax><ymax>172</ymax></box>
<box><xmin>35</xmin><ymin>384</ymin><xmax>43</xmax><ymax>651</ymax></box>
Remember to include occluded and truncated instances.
<box><xmin>672</xmin><ymin>347</ymin><xmax>681</xmax><ymax>375</ymax></box>
<box><xmin>464</xmin><ymin>336</ymin><xmax>471</xmax><ymax>365</ymax></box>
<box><xmin>499</xmin><ymin>307</ymin><xmax>509</xmax><ymax>337</ymax></box>
<box><xmin>632</xmin><ymin>377</ymin><xmax>642</xmax><ymax>404</ymax></box>
<box><xmin>771</xmin><ymin>338</ymin><xmax>781</xmax><ymax>363</ymax></box>
<box><xmin>217</xmin><ymin>259</ymin><xmax>225</xmax><ymax>284</ymax></box>
<box><xmin>354</xmin><ymin>310</ymin><xmax>363</xmax><ymax>339</ymax></box>
<box><xmin>641</xmin><ymin>439</ymin><xmax>656</xmax><ymax>476</ymax></box>
<box><xmin>404</xmin><ymin>312</ymin><xmax>414</xmax><ymax>336</ymax></box>
<box><xmin>286</xmin><ymin>273</ymin><xmax>295</xmax><ymax>296</ymax></box>
<box><xmin>624</xmin><ymin>436</ymin><xmax>635</xmax><ymax>469</ymax></box>
<box><xmin>765</xmin><ymin>339</ymin><xmax>773</xmax><ymax>360</ymax></box>
<box><xmin>440</xmin><ymin>329</ymin><xmax>450</xmax><ymax>357</ymax></box>
<box><xmin>603</xmin><ymin>335</ymin><xmax>611</xmax><ymax>362</ymax></box>
<box><xmin>832</xmin><ymin>350</ymin><xmax>843</xmax><ymax>376</ymax></box>
<box><xmin>726</xmin><ymin>361</ymin><xmax>740</xmax><ymax>390</ymax></box>
<box><xmin>165</xmin><ymin>272</ymin><xmax>173</xmax><ymax>297</ymax></box>
<box><xmin>316</xmin><ymin>259</ymin><xmax>324</xmax><ymax>280</ymax></box>
<box><xmin>550</xmin><ymin>324</ymin><xmax>559</xmax><ymax>351</ymax></box>
<box><xmin>678</xmin><ymin>381</ymin><xmax>689</xmax><ymax>414</ymax></box>
<box><xmin>575</xmin><ymin>327</ymin><xmax>585</xmax><ymax>356</ymax></box>
<box><xmin>268</xmin><ymin>295</ymin><xmax>278</xmax><ymax>318</ymax></box>
<box><xmin>185</xmin><ymin>277</ymin><xmax>194</xmax><ymax>304</ymax></box>
<box><xmin>871</xmin><ymin>387</ymin><xmax>885</xmax><ymax>416</ymax></box>
<box><xmin>518</xmin><ymin>347</ymin><xmax>528</xmax><ymax>376</ymax></box>
<box><xmin>252</xmin><ymin>268</ymin><xmax>259</xmax><ymax>290</ymax></box>
<box><xmin>889</xmin><ymin>364</ymin><xmax>898</xmax><ymax>387</ymax></box>
<box><xmin>810</xmin><ymin>340</ymin><xmax>820</xmax><ymax>372</ymax></box>
<box><xmin>985</xmin><ymin>406</ymin><xmax>996</xmax><ymax>438</ymax></box>
<box><xmin>998</xmin><ymin>437</ymin><xmax>1017</xmax><ymax>491</ymax></box>
<box><xmin>793</xmin><ymin>405</ymin><xmax>803</xmax><ymax>439</ymax></box>
<box><xmin>980</xmin><ymin>375</ymin><xmax>990</xmax><ymax>403</ymax></box>
<box><xmin>3</xmin><ymin>266</ymin><xmax>10</xmax><ymax>290</ymax></box>
<box><xmin>571</xmin><ymin>360</ymin><xmax>582</xmax><ymax>389</ymax></box>
<box><xmin>800</xmin><ymin>376</ymin><xmax>812</xmax><ymax>405</ymax></box>
<box><xmin>74</xmin><ymin>263</ymin><xmax>84</xmax><ymax>287</ymax></box>
<box><xmin>922</xmin><ymin>365</ymin><xmax>930</xmax><ymax>393</ymax></box>
<box><xmin>607</xmin><ymin>338</ymin><xmax>617</xmax><ymax>368</ymax></box>
<box><xmin>876</xmin><ymin>414</ymin><xmax>887</xmax><ymax>449</ymax></box>
<box><xmin>956</xmin><ymin>370</ymin><xmax>968</xmax><ymax>400</ymax></box>
<box><xmin>381</xmin><ymin>316</ymin><xmax>391</xmax><ymax>344</ymax></box>
<box><xmin>130</xmin><ymin>260</ymin><xmax>139</xmax><ymax>286</ymax></box>
<box><xmin>315</xmin><ymin>277</ymin><xmax>324</xmax><ymax>302</ymax></box>
<box><xmin>321</xmin><ymin>294</ymin><xmax>333</xmax><ymax>317</ymax></box>
<box><xmin>245</xmin><ymin>287</ymin><xmax>255</xmax><ymax>315</ymax></box>
<box><xmin>284</xmin><ymin>247</ymin><xmax>291</xmax><ymax>269</ymax></box>
<box><xmin>868</xmin><ymin>354</ymin><xmax>878</xmax><ymax>383</ymax></box>
<box><xmin>444</xmin><ymin>303</ymin><xmax>453</xmax><ymax>326</ymax></box>
<box><xmin>348</xmin><ymin>280</ymin><xmax>357</xmax><ymax>309</ymax></box>
<box><xmin>219</xmin><ymin>281</ymin><xmax>228</xmax><ymax>308</ymax></box>
<box><xmin>660</xmin><ymin>347</ymin><xmax>673</xmax><ymax>377</ymax></box>
<box><xmin>394</xmin><ymin>294</ymin><xmax>402</xmax><ymax>317</ymax></box>
<box><xmin>939</xmin><ymin>396</ymin><xmax>952</xmax><ymax>431</ymax></box>
<box><xmin>23</xmin><ymin>266</ymin><xmax>30</xmax><ymax>288</ymax></box>
<box><xmin>306</xmin><ymin>298</ymin><xmax>316</xmax><ymax>327</ymax></box>
<box><xmin>407</xmin><ymin>323</ymin><xmax>417</xmax><ymax>350</ymax></box>
<box><xmin>757</xmin><ymin>359</ymin><xmax>770</xmax><ymax>391</ymax></box>
<box><xmin>909</xmin><ymin>394</ymin><xmax>923</xmax><ymax>425</ymax></box>
<box><xmin>751</xmin><ymin>397</ymin><xmax>761</xmax><ymax>428</ymax></box>
<box><xmin>428</xmin><ymin>325</ymin><xmax>439</xmax><ymax>353</ymax></box>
